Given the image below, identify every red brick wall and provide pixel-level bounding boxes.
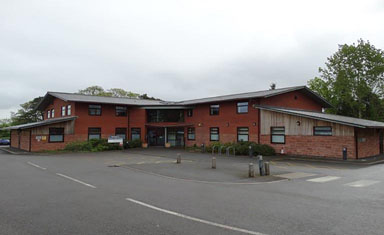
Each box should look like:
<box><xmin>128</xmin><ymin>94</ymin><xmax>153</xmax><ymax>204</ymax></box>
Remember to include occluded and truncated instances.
<box><xmin>357</xmin><ymin>128</ymin><xmax>380</xmax><ymax>158</ymax></box>
<box><xmin>19</xmin><ymin>130</ymin><xmax>30</xmax><ymax>151</ymax></box>
<box><xmin>74</xmin><ymin>102</ymin><xmax>129</xmax><ymax>141</ymax></box>
<box><xmin>184</xmin><ymin>99</ymin><xmax>260</xmax><ymax>146</ymax></box>
<box><xmin>44</xmin><ymin>99</ymin><xmax>75</xmax><ymax>119</ymax></box>
<box><xmin>128</xmin><ymin>108</ymin><xmax>147</xmax><ymax>142</ymax></box>
<box><xmin>261</xmin><ymin>135</ymin><xmax>356</xmax><ymax>159</ymax></box>
<box><xmin>10</xmin><ymin>130</ymin><xmax>19</xmax><ymax>149</ymax></box>
<box><xmin>30</xmin><ymin>134</ymin><xmax>82</xmax><ymax>152</ymax></box>
<box><xmin>260</xmin><ymin>90</ymin><xmax>323</xmax><ymax>112</ymax></box>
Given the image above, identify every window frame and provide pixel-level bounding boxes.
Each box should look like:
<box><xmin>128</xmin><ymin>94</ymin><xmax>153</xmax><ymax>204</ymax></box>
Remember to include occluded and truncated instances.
<box><xmin>48</xmin><ymin>128</ymin><xmax>64</xmax><ymax>143</ymax></box>
<box><xmin>61</xmin><ymin>106</ymin><xmax>66</xmax><ymax>116</ymax></box>
<box><xmin>47</xmin><ymin>110</ymin><xmax>51</xmax><ymax>119</ymax></box>
<box><xmin>131</xmin><ymin>128</ymin><xmax>141</xmax><ymax>141</ymax></box>
<box><xmin>51</xmin><ymin>109</ymin><xmax>55</xmax><ymax>118</ymax></box>
<box><xmin>313</xmin><ymin>126</ymin><xmax>333</xmax><ymax>136</ymax></box>
<box><xmin>88</xmin><ymin>104</ymin><xmax>102</xmax><ymax>116</ymax></box>
<box><xmin>187</xmin><ymin>109</ymin><xmax>193</xmax><ymax>117</ymax></box>
<box><xmin>210</xmin><ymin>104</ymin><xmax>220</xmax><ymax>116</ymax></box>
<box><xmin>115</xmin><ymin>106</ymin><xmax>127</xmax><ymax>117</ymax></box>
<box><xmin>115</xmin><ymin>128</ymin><xmax>127</xmax><ymax>140</ymax></box>
<box><xmin>237</xmin><ymin>102</ymin><xmax>249</xmax><ymax>114</ymax></box>
<box><xmin>67</xmin><ymin>105</ymin><xmax>72</xmax><ymax>116</ymax></box>
<box><xmin>210</xmin><ymin>127</ymin><xmax>220</xmax><ymax>141</ymax></box>
<box><xmin>271</xmin><ymin>126</ymin><xmax>285</xmax><ymax>144</ymax></box>
<box><xmin>237</xmin><ymin>127</ymin><xmax>249</xmax><ymax>142</ymax></box>
<box><xmin>187</xmin><ymin>127</ymin><xmax>195</xmax><ymax>140</ymax></box>
<box><xmin>88</xmin><ymin>127</ymin><xmax>101</xmax><ymax>140</ymax></box>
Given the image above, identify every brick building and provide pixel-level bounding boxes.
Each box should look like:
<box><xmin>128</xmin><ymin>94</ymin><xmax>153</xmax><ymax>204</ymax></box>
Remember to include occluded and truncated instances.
<box><xmin>4</xmin><ymin>86</ymin><xmax>384</xmax><ymax>159</ymax></box>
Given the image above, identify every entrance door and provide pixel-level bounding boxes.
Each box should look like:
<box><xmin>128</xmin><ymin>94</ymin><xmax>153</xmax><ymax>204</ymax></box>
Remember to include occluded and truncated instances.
<box><xmin>148</xmin><ymin>128</ymin><xmax>165</xmax><ymax>146</ymax></box>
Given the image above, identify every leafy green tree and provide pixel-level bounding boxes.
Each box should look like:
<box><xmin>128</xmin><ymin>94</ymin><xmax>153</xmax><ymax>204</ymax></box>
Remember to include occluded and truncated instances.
<box><xmin>0</xmin><ymin>119</ymin><xmax>10</xmax><ymax>138</ymax></box>
<box><xmin>108</xmin><ymin>88</ymin><xmax>139</xmax><ymax>98</ymax></box>
<box><xmin>78</xmin><ymin>86</ymin><xmax>112</xmax><ymax>96</ymax></box>
<box><xmin>78</xmin><ymin>86</ymin><xmax>160</xmax><ymax>100</ymax></box>
<box><xmin>10</xmin><ymin>97</ymin><xmax>44</xmax><ymax>125</ymax></box>
<box><xmin>308</xmin><ymin>39</ymin><xmax>384</xmax><ymax>121</ymax></box>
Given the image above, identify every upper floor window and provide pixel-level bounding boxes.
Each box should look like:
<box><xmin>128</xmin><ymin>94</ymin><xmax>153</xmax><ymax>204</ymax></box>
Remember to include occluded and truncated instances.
<box><xmin>49</xmin><ymin>128</ymin><xmax>64</xmax><ymax>143</ymax></box>
<box><xmin>210</xmin><ymin>127</ymin><xmax>219</xmax><ymax>141</ymax></box>
<box><xmin>147</xmin><ymin>109</ymin><xmax>184</xmax><ymax>123</ymax></box>
<box><xmin>314</xmin><ymin>126</ymin><xmax>332</xmax><ymax>136</ymax></box>
<box><xmin>67</xmin><ymin>105</ymin><xmax>71</xmax><ymax>116</ymax></box>
<box><xmin>89</xmin><ymin>105</ymin><xmax>101</xmax><ymax>116</ymax></box>
<box><xmin>116</xmin><ymin>106</ymin><xmax>127</xmax><ymax>116</ymax></box>
<box><xmin>210</xmin><ymin>105</ymin><xmax>219</xmax><ymax>115</ymax></box>
<box><xmin>47</xmin><ymin>110</ymin><xmax>51</xmax><ymax>119</ymax></box>
<box><xmin>51</xmin><ymin>109</ymin><xmax>55</xmax><ymax>118</ymax></box>
<box><xmin>61</xmin><ymin>106</ymin><xmax>66</xmax><ymax>116</ymax></box>
<box><xmin>187</xmin><ymin>127</ymin><xmax>195</xmax><ymax>140</ymax></box>
<box><xmin>187</xmin><ymin>109</ymin><xmax>193</xmax><ymax>117</ymax></box>
<box><xmin>271</xmin><ymin>127</ymin><xmax>285</xmax><ymax>144</ymax></box>
<box><xmin>237</xmin><ymin>102</ymin><xmax>248</xmax><ymax>114</ymax></box>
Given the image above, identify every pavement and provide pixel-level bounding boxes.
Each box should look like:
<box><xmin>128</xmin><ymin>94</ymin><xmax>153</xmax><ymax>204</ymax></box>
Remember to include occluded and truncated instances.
<box><xmin>1</xmin><ymin>148</ymin><xmax>384</xmax><ymax>235</ymax></box>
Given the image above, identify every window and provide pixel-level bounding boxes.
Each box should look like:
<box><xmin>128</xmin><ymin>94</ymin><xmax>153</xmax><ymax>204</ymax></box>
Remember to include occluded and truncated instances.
<box><xmin>237</xmin><ymin>127</ymin><xmax>249</xmax><ymax>142</ymax></box>
<box><xmin>89</xmin><ymin>105</ymin><xmax>101</xmax><ymax>116</ymax></box>
<box><xmin>147</xmin><ymin>109</ymin><xmax>184</xmax><ymax>123</ymax></box>
<box><xmin>51</xmin><ymin>109</ymin><xmax>55</xmax><ymax>118</ymax></box>
<box><xmin>115</xmin><ymin>128</ymin><xmax>127</xmax><ymax>139</ymax></box>
<box><xmin>210</xmin><ymin>104</ymin><xmax>220</xmax><ymax>115</ymax></box>
<box><xmin>210</xmin><ymin>127</ymin><xmax>219</xmax><ymax>141</ymax></box>
<box><xmin>237</xmin><ymin>102</ymin><xmax>248</xmax><ymax>114</ymax></box>
<box><xmin>314</xmin><ymin>126</ymin><xmax>332</xmax><ymax>136</ymax></box>
<box><xmin>271</xmin><ymin>127</ymin><xmax>285</xmax><ymax>144</ymax></box>
<box><xmin>131</xmin><ymin>128</ymin><xmax>141</xmax><ymax>141</ymax></box>
<box><xmin>88</xmin><ymin>128</ymin><xmax>101</xmax><ymax>140</ymax></box>
<box><xmin>187</xmin><ymin>127</ymin><xmax>195</xmax><ymax>140</ymax></box>
<box><xmin>61</xmin><ymin>106</ymin><xmax>66</xmax><ymax>116</ymax></box>
<box><xmin>187</xmin><ymin>109</ymin><xmax>193</xmax><ymax>117</ymax></box>
<box><xmin>47</xmin><ymin>110</ymin><xmax>51</xmax><ymax>119</ymax></box>
<box><xmin>116</xmin><ymin>106</ymin><xmax>127</xmax><ymax>116</ymax></box>
<box><xmin>49</xmin><ymin>128</ymin><xmax>64</xmax><ymax>142</ymax></box>
<box><xmin>67</xmin><ymin>105</ymin><xmax>71</xmax><ymax>116</ymax></box>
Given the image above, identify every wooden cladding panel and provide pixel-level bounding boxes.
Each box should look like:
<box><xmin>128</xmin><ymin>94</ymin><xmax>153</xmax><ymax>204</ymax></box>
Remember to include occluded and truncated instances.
<box><xmin>31</xmin><ymin>120</ymin><xmax>75</xmax><ymax>135</ymax></box>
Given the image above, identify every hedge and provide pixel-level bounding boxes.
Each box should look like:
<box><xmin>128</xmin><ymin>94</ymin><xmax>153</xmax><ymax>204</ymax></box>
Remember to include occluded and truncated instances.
<box><xmin>205</xmin><ymin>141</ymin><xmax>275</xmax><ymax>156</ymax></box>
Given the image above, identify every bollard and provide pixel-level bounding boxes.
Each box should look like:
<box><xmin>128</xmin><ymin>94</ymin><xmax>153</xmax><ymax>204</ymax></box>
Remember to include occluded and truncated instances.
<box><xmin>176</xmin><ymin>153</ymin><xmax>181</xmax><ymax>164</ymax></box>
<box><xmin>212</xmin><ymin>157</ymin><xmax>216</xmax><ymax>169</ymax></box>
<box><xmin>258</xmin><ymin>155</ymin><xmax>264</xmax><ymax>176</ymax></box>
<box><xmin>249</xmin><ymin>163</ymin><xmax>255</xmax><ymax>178</ymax></box>
<box><xmin>264</xmin><ymin>162</ymin><xmax>270</xmax><ymax>176</ymax></box>
<box><xmin>201</xmin><ymin>143</ymin><xmax>205</xmax><ymax>153</ymax></box>
<box><xmin>249</xmin><ymin>145</ymin><xmax>253</xmax><ymax>158</ymax></box>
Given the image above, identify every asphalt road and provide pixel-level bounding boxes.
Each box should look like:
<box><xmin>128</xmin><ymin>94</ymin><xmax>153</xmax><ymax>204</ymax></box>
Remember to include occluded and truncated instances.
<box><xmin>1</xmin><ymin>149</ymin><xmax>384</xmax><ymax>235</ymax></box>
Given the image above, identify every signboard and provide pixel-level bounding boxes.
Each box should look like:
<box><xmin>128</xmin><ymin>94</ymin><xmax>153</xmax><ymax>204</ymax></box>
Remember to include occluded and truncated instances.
<box><xmin>108</xmin><ymin>136</ymin><xmax>123</xmax><ymax>145</ymax></box>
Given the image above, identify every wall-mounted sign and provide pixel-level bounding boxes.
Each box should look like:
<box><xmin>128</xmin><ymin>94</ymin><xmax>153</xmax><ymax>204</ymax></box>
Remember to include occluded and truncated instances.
<box><xmin>42</xmin><ymin>136</ymin><xmax>47</xmax><ymax>141</ymax></box>
<box><xmin>36</xmin><ymin>136</ymin><xmax>42</xmax><ymax>142</ymax></box>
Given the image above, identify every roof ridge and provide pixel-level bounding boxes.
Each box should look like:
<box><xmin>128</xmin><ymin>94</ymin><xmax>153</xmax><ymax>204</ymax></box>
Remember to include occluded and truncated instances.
<box><xmin>48</xmin><ymin>91</ymin><xmax>155</xmax><ymax>101</ymax></box>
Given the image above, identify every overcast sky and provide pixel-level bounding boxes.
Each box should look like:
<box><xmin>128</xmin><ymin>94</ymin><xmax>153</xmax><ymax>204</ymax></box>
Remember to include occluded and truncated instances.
<box><xmin>1</xmin><ymin>0</ymin><xmax>384</xmax><ymax>119</ymax></box>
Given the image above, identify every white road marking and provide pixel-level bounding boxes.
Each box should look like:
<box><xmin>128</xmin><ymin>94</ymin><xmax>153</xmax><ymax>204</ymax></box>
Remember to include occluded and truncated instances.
<box><xmin>275</xmin><ymin>172</ymin><xmax>317</xmax><ymax>179</ymax></box>
<box><xmin>126</xmin><ymin>198</ymin><xmax>268</xmax><ymax>235</ymax></box>
<box><xmin>56</xmin><ymin>173</ymin><xmax>96</xmax><ymax>188</ymax></box>
<box><xmin>307</xmin><ymin>176</ymin><xmax>341</xmax><ymax>183</ymax></box>
<box><xmin>27</xmin><ymin>162</ymin><xmax>47</xmax><ymax>170</ymax></box>
<box><xmin>345</xmin><ymin>180</ymin><xmax>380</xmax><ymax>188</ymax></box>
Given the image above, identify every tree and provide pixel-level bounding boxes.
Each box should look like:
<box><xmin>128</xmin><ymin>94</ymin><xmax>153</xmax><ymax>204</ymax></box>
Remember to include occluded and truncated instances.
<box><xmin>78</xmin><ymin>86</ymin><xmax>157</xmax><ymax>99</ymax></box>
<box><xmin>0</xmin><ymin>119</ymin><xmax>10</xmax><ymax>138</ymax></box>
<box><xmin>308</xmin><ymin>39</ymin><xmax>384</xmax><ymax>121</ymax></box>
<box><xmin>78</xmin><ymin>86</ymin><xmax>112</xmax><ymax>96</ymax></box>
<box><xmin>10</xmin><ymin>97</ymin><xmax>44</xmax><ymax>125</ymax></box>
<box><xmin>108</xmin><ymin>88</ymin><xmax>139</xmax><ymax>98</ymax></box>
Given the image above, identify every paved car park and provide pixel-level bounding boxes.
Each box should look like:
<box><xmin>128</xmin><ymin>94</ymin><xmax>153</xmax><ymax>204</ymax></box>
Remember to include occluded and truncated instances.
<box><xmin>1</xmin><ymin>148</ymin><xmax>384</xmax><ymax>235</ymax></box>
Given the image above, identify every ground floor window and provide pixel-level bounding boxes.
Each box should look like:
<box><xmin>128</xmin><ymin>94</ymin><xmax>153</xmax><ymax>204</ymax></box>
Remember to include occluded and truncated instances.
<box><xmin>314</xmin><ymin>126</ymin><xmax>332</xmax><ymax>136</ymax></box>
<box><xmin>131</xmin><ymin>128</ymin><xmax>141</xmax><ymax>141</ymax></box>
<box><xmin>187</xmin><ymin>127</ymin><xmax>195</xmax><ymax>140</ymax></box>
<box><xmin>88</xmin><ymin>128</ymin><xmax>101</xmax><ymax>140</ymax></box>
<box><xmin>210</xmin><ymin>127</ymin><xmax>219</xmax><ymax>141</ymax></box>
<box><xmin>115</xmin><ymin>128</ymin><xmax>127</xmax><ymax>139</ymax></box>
<box><xmin>271</xmin><ymin>127</ymin><xmax>285</xmax><ymax>144</ymax></box>
<box><xmin>237</xmin><ymin>127</ymin><xmax>249</xmax><ymax>142</ymax></box>
<box><xmin>49</xmin><ymin>128</ymin><xmax>64</xmax><ymax>143</ymax></box>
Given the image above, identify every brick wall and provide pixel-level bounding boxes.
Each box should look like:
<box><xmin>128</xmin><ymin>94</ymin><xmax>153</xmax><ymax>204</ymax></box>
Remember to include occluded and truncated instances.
<box><xmin>261</xmin><ymin>135</ymin><xmax>356</xmax><ymax>159</ymax></box>
<box><xmin>357</xmin><ymin>128</ymin><xmax>380</xmax><ymax>158</ymax></box>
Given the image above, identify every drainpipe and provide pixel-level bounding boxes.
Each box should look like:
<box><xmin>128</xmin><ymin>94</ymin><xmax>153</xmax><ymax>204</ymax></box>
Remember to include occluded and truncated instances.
<box><xmin>164</xmin><ymin>127</ymin><xmax>167</xmax><ymax>145</ymax></box>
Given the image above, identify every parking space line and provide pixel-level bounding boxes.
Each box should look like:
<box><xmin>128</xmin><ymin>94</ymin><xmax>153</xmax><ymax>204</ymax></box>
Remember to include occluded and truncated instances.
<box><xmin>126</xmin><ymin>198</ymin><xmax>267</xmax><ymax>235</ymax></box>
<box><xmin>27</xmin><ymin>162</ymin><xmax>47</xmax><ymax>170</ymax></box>
<box><xmin>345</xmin><ymin>180</ymin><xmax>380</xmax><ymax>188</ymax></box>
<box><xmin>307</xmin><ymin>176</ymin><xmax>341</xmax><ymax>183</ymax></box>
<box><xmin>56</xmin><ymin>173</ymin><xmax>96</xmax><ymax>188</ymax></box>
